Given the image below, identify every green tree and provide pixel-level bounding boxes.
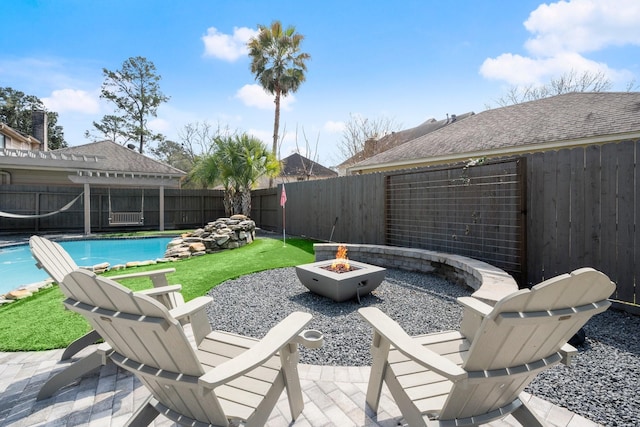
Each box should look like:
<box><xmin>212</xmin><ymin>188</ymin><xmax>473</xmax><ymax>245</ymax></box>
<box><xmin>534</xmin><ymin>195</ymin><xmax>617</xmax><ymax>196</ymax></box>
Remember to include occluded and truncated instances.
<box><xmin>96</xmin><ymin>56</ymin><xmax>169</xmax><ymax>153</ymax></box>
<box><xmin>247</xmin><ymin>21</ymin><xmax>310</xmax><ymax>168</ymax></box>
<box><xmin>0</xmin><ymin>87</ymin><xmax>67</xmax><ymax>149</ymax></box>
<box><xmin>149</xmin><ymin>140</ymin><xmax>193</xmax><ymax>173</ymax></box>
<box><xmin>85</xmin><ymin>114</ymin><xmax>129</xmax><ymax>144</ymax></box>
<box><xmin>190</xmin><ymin>133</ymin><xmax>280</xmax><ymax>216</ymax></box>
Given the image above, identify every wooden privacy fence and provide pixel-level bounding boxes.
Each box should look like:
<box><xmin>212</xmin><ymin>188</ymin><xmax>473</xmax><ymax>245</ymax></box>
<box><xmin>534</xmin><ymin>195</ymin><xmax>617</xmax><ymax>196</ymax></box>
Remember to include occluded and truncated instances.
<box><xmin>385</xmin><ymin>159</ymin><xmax>526</xmax><ymax>283</ymax></box>
<box><xmin>2</xmin><ymin>139</ymin><xmax>639</xmax><ymax>313</ymax></box>
<box><xmin>526</xmin><ymin>141</ymin><xmax>639</xmax><ymax>314</ymax></box>
<box><xmin>252</xmin><ymin>143</ymin><xmax>638</xmax><ymax>313</ymax></box>
<box><xmin>254</xmin><ymin>173</ymin><xmax>386</xmax><ymax>245</ymax></box>
<box><xmin>0</xmin><ymin>186</ymin><xmax>226</xmax><ymax>233</ymax></box>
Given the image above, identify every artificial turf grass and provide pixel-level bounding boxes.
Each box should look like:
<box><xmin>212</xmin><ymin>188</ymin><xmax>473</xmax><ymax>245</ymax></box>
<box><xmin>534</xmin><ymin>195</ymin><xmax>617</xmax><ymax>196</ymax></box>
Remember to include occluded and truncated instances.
<box><xmin>0</xmin><ymin>237</ymin><xmax>316</xmax><ymax>352</ymax></box>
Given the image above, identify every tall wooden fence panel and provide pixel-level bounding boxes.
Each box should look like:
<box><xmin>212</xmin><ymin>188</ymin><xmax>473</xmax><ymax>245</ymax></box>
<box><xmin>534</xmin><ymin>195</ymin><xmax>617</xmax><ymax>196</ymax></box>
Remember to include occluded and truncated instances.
<box><xmin>251</xmin><ymin>174</ymin><xmax>386</xmax><ymax>244</ymax></box>
<box><xmin>525</xmin><ymin>141</ymin><xmax>639</xmax><ymax>313</ymax></box>
<box><xmin>385</xmin><ymin>159</ymin><xmax>526</xmax><ymax>282</ymax></box>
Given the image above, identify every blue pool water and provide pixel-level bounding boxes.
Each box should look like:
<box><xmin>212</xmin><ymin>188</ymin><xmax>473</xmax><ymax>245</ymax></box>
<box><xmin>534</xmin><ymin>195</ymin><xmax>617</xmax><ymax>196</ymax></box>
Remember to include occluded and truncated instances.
<box><xmin>0</xmin><ymin>237</ymin><xmax>174</xmax><ymax>295</ymax></box>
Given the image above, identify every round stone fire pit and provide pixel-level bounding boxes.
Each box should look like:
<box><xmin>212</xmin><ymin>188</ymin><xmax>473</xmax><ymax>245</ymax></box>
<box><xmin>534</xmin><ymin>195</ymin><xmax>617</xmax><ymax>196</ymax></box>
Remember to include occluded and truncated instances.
<box><xmin>295</xmin><ymin>259</ymin><xmax>386</xmax><ymax>302</ymax></box>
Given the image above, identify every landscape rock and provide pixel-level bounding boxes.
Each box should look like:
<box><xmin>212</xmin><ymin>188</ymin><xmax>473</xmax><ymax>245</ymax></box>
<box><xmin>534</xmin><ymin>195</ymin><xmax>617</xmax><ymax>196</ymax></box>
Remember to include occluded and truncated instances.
<box><xmin>6</xmin><ymin>289</ymin><xmax>33</xmax><ymax>300</ymax></box>
<box><xmin>164</xmin><ymin>217</ymin><xmax>256</xmax><ymax>260</ymax></box>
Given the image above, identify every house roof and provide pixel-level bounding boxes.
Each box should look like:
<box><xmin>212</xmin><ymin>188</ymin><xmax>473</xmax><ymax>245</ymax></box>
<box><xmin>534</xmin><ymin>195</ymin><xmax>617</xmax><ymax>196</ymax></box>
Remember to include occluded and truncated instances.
<box><xmin>281</xmin><ymin>152</ymin><xmax>337</xmax><ymax>178</ymax></box>
<box><xmin>338</xmin><ymin>112</ymin><xmax>474</xmax><ymax>168</ymax></box>
<box><xmin>349</xmin><ymin>92</ymin><xmax>640</xmax><ymax>173</ymax></box>
<box><xmin>54</xmin><ymin>140</ymin><xmax>185</xmax><ymax>176</ymax></box>
<box><xmin>0</xmin><ymin>122</ymin><xmax>42</xmax><ymax>148</ymax></box>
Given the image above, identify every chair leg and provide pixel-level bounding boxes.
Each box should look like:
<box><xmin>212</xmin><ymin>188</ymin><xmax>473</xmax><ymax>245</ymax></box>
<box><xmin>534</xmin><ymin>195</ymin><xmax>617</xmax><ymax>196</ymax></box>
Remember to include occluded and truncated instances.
<box><xmin>125</xmin><ymin>396</ymin><xmax>161</xmax><ymax>427</ymax></box>
<box><xmin>280</xmin><ymin>343</ymin><xmax>304</xmax><ymax>420</ymax></box>
<box><xmin>60</xmin><ymin>329</ymin><xmax>101</xmax><ymax>360</ymax></box>
<box><xmin>510</xmin><ymin>397</ymin><xmax>548</xmax><ymax>427</ymax></box>
<box><xmin>366</xmin><ymin>332</ymin><xmax>391</xmax><ymax>412</ymax></box>
<box><xmin>37</xmin><ymin>350</ymin><xmax>106</xmax><ymax>400</ymax></box>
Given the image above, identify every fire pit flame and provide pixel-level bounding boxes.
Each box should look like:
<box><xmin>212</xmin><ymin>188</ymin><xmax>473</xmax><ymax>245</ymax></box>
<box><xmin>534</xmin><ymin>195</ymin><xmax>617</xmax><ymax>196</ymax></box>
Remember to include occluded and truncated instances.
<box><xmin>330</xmin><ymin>245</ymin><xmax>351</xmax><ymax>272</ymax></box>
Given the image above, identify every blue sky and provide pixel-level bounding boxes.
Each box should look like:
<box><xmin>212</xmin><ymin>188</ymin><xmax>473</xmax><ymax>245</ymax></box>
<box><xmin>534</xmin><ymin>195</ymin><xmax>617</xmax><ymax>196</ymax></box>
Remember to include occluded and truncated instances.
<box><xmin>2</xmin><ymin>0</ymin><xmax>639</xmax><ymax>167</ymax></box>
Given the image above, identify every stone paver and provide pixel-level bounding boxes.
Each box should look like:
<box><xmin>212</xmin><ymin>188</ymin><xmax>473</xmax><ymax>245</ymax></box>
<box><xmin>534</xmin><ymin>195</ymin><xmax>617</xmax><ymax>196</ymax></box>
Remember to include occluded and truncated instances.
<box><xmin>0</xmin><ymin>348</ymin><xmax>602</xmax><ymax>427</ymax></box>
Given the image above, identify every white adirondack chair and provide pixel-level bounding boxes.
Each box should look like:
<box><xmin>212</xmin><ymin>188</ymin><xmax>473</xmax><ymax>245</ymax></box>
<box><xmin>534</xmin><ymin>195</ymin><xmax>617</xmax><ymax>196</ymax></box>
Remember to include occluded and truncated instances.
<box><xmin>359</xmin><ymin>267</ymin><xmax>615</xmax><ymax>427</ymax></box>
<box><xmin>62</xmin><ymin>268</ymin><xmax>317</xmax><ymax>427</ymax></box>
<box><xmin>29</xmin><ymin>235</ymin><xmax>188</xmax><ymax>400</ymax></box>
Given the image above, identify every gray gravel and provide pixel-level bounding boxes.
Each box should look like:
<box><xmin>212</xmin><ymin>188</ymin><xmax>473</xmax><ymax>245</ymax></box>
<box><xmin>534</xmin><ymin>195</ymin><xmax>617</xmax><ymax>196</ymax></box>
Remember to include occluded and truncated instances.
<box><xmin>206</xmin><ymin>267</ymin><xmax>640</xmax><ymax>426</ymax></box>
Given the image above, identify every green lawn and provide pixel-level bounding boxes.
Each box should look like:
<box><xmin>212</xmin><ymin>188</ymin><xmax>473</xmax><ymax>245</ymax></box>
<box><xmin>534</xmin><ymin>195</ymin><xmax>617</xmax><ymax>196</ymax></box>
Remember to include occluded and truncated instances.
<box><xmin>0</xmin><ymin>236</ymin><xmax>316</xmax><ymax>352</ymax></box>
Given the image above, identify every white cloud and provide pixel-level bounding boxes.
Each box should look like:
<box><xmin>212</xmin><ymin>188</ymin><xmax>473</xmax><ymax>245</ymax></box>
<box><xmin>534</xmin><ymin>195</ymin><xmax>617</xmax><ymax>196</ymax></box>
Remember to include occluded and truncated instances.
<box><xmin>235</xmin><ymin>84</ymin><xmax>295</xmax><ymax>110</ymax></box>
<box><xmin>480</xmin><ymin>52</ymin><xmax>619</xmax><ymax>86</ymax></box>
<box><xmin>41</xmin><ymin>89</ymin><xmax>100</xmax><ymax>114</ymax></box>
<box><xmin>480</xmin><ymin>0</ymin><xmax>640</xmax><ymax>86</ymax></box>
<box><xmin>524</xmin><ymin>0</ymin><xmax>640</xmax><ymax>56</ymax></box>
<box><xmin>202</xmin><ymin>26</ymin><xmax>258</xmax><ymax>61</ymax></box>
<box><xmin>323</xmin><ymin>120</ymin><xmax>345</xmax><ymax>133</ymax></box>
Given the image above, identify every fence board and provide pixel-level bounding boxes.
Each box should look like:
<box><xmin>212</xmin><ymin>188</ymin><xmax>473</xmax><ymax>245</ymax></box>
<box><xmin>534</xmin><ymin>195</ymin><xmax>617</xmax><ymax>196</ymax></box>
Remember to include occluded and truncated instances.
<box><xmin>616</xmin><ymin>141</ymin><xmax>636</xmax><ymax>304</ymax></box>
<box><xmin>583</xmin><ymin>145</ymin><xmax>601</xmax><ymax>269</ymax></box>
<box><xmin>555</xmin><ymin>149</ymin><xmax>571</xmax><ymax>278</ymax></box>
<box><xmin>600</xmin><ymin>143</ymin><xmax>618</xmax><ymax>281</ymax></box>
<box><xmin>569</xmin><ymin>148</ymin><xmax>586</xmax><ymax>270</ymax></box>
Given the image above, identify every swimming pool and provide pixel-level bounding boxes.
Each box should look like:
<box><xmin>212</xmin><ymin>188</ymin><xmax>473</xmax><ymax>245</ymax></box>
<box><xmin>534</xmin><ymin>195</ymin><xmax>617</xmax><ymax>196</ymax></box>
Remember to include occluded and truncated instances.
<box><xmin>0</xmin><ymin>237</ymin><xmax>175</xmax><ymax>295</ymax></box>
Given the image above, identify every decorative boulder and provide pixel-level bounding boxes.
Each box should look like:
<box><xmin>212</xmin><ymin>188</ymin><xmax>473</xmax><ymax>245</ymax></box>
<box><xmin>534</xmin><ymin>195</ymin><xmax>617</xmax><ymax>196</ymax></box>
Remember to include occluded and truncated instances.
<box><xmin>164</xmin><ymin>217</ymin><xmax>256</xmax><ymax>260</ymax></box>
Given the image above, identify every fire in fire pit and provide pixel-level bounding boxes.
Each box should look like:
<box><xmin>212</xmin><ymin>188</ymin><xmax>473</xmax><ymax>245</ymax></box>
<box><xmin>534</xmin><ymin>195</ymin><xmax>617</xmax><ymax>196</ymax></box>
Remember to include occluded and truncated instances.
<box><xmin>322</xmin><ymin>245</ymin><xmax>360</xmax><ymax>273</ymax></box>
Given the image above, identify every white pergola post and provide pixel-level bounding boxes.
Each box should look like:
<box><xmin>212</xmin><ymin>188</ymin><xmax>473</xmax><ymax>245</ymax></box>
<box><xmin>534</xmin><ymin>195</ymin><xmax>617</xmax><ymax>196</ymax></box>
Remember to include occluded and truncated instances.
<box><xmin>159</xmin><ymin>185</ymin><xmax>165</xmax><ymax>231</ymax></box>
<box><xmin>83</xmin><ymin>183</ymin><xmax>91</xmax><ymax>235</ymax></box>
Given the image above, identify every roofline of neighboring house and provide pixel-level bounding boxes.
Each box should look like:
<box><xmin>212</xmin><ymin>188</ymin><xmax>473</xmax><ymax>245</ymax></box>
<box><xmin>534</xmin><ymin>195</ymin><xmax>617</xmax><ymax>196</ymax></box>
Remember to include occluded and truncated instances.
<box><xmin>347</xmin><ymin>130</ymin><xmax>640</xmax><ymax>174</ymax></box>
<box><xmin>0</xmin><ymin>123</ymin><xmax>41</xmax><ymax>145</ymax></box>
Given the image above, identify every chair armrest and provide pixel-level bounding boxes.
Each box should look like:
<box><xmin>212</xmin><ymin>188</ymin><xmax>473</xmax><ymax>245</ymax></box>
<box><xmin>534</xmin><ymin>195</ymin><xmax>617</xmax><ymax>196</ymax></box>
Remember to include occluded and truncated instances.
<box><xmin>458</xmin><ymin>296</ymin><xmax>493</xmax><ymax>340</ymax></box>
<box><xmin>109</xmin><ymin>268</ymin><xmax>176</xmax><ymax>288</ymax></box>
<box><xmin>136</xmin><ymin>285</ymin><xmax>182</xmax><ymax>297</ymax></box>
<box><xmin>359</xmin><ymin>307</ymin><xmax>467</xmax><ymax>381</ymax></box>
<box><xmin>169</xmin><ymin>296</ymin><xmax>212</xmax><ymax>320</ymax></box>
<box><xmin>170</xmin><ymin>296</ymin><xmax>213</xmax><ymax>344</ymax></box>
<box><xmin>457</xmin><ymin>296</ymin><xmax>493</xmax><ymax>315</ymax></box>
<box><xmin>199</xmin><ymin>311</ymin><xmax>313</xmax><ymax>389</ymax></box>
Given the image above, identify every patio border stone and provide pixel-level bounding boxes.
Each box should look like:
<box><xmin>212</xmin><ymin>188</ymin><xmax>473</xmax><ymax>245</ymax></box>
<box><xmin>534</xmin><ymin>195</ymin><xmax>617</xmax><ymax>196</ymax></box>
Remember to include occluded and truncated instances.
<box><xmin>313</xmin><ymin>243</ymin><xmax>518</xmax><ymax>305</ymax></box>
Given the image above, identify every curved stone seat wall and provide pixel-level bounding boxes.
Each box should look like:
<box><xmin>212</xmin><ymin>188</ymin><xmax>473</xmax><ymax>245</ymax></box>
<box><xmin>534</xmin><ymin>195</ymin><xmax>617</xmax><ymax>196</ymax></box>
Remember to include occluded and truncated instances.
<box><xmin>313</xmin><ymin>243</ymin><xmax>518</xmax><ymax>305</ymax></box>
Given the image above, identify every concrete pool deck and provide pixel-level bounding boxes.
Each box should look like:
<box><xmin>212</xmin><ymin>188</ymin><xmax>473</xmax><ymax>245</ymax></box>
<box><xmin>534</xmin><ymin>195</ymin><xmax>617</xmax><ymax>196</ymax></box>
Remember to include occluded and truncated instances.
<box><xmin>0</xmin><ymin>346</ymin><xmax>601</xmax><ymax>427</ymax></box>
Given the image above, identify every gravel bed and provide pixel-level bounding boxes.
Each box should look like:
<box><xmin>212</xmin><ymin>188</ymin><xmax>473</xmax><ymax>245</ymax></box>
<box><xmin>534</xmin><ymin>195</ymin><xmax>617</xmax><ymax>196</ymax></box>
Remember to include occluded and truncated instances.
<box><xmin>206</xmin><ymin>267</ymin><xmax>640</xmax><ymax>426</ymax></box>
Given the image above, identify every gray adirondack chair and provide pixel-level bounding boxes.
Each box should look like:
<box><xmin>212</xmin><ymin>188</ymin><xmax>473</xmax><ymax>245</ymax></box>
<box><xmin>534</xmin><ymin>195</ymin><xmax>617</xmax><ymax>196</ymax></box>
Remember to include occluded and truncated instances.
<box><xmin>62</xmin><ymin>268</ymin><xmax>316</xmax><ymax>427</ymax></box>
<box><xmin>359</xmin><ymin>267</ymin><xmax>615</xmax><ymax>427</ymax></box>
<box><xmin>29</xmin><ymin>235</ymin><xmax>188</xmax><ymax>400</ymax></box>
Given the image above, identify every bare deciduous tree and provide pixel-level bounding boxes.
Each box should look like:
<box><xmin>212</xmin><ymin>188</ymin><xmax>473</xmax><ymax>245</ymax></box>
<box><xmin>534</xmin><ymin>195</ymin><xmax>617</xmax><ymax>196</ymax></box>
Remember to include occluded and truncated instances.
<box><xmin>494</xmin><ymin>69</ymin><xmax>613</xmax><ymax>107</ymax></box>
<box><xmin>338</xmin><ymin>113</ymin><xmax>400</xmax><ymax>162</ymax></box>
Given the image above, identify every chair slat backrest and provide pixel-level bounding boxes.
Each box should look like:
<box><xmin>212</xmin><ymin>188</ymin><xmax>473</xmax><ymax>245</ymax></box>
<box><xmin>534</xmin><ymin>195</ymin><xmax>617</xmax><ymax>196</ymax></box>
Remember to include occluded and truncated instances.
<box><xmin>30</xmin><ymin>235</ymin><xmax>78</xmax><ymax>284</ymax></box>
<box><xmin>63</xmin><ymin>269</ymin><xmax>203</xmax><ymax>376</ymax></box>
<box><xmin>63</xmin><ymin>270</ymin><xmax>230</xmax><ymax>425</ymax></box>
<box><xmin>440</xmin><ymin>268</ymin><xmax>615</xmax><ymax>420</ymax></box>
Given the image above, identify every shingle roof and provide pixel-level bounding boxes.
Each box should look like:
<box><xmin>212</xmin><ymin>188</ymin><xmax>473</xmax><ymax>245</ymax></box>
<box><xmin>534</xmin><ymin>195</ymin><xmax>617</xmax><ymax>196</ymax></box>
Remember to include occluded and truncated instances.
<box><xmin>353</xmin><ymin>92</ymin><xmax>640</xmax><ymax>170</ymax></box>
<box><xmin>338</xmin><ymin>113</ymin><xmax>474</xmax><ymax>168</ymax></box>
<box><xmin>54</xmin><ymin>140</ymin><xmax>186</xmax><ymax>176</ymax></box>
<box><xmin>281</xmin><ymin>152</ymin><xmax>337</xmax><ymax>178</ymax></box>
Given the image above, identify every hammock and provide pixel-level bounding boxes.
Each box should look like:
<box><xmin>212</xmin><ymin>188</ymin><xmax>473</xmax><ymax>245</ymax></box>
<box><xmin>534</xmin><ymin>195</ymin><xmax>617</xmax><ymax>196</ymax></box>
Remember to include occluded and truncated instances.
<box><xmin>0</xmin><ymin>193</ymin><xmax>83</xmax><ymax>219</ymax></box>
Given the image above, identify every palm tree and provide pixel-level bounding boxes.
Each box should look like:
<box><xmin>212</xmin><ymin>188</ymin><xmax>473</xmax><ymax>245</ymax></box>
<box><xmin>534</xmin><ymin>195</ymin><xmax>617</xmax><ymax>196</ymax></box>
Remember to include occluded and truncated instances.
<box><xmin>247</xmin><ymin>20</ymin><xmax>310</xmax><ymax>183</ymax></box>
<box><xmin>189</xmin><ymin>134</ymin><xmax>280</xmax><ymax>216</ymax></box>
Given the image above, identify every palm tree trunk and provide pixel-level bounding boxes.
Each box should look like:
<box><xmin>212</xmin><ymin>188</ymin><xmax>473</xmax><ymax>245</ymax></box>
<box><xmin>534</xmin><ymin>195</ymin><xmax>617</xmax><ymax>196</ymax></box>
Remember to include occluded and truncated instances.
<box><xmin>269</xmin><ymin>89</ymin><xmax>282</xmax><ymax>188</ymax></box>
<box><xmin>241</xmin><ymin>190</ymin><xmax>252</xmax><ymax>216</ymax></box>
